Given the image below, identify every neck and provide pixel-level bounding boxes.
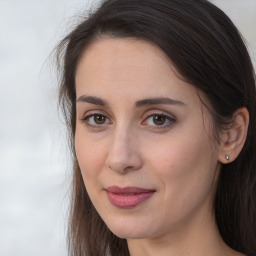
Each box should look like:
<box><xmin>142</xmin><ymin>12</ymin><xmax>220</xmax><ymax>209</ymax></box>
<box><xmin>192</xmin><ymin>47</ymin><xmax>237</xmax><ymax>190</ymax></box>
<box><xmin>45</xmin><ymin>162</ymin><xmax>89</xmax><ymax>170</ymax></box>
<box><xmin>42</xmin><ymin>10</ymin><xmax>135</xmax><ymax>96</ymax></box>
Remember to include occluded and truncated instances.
<box><xmin>127</xmin><ymin>208</ymin><xmax>242</xmax><ymax>256</ymax></box>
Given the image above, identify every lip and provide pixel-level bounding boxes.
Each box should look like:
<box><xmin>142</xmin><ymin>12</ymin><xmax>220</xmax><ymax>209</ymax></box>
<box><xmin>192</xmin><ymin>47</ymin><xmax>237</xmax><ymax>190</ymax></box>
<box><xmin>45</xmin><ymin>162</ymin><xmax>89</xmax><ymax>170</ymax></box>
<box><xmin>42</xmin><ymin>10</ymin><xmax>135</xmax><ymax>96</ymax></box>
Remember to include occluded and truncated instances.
<box><xmin>105</xmin><ymin>186</ymin><xmax>156</xmax><ymax>209</ymax></box>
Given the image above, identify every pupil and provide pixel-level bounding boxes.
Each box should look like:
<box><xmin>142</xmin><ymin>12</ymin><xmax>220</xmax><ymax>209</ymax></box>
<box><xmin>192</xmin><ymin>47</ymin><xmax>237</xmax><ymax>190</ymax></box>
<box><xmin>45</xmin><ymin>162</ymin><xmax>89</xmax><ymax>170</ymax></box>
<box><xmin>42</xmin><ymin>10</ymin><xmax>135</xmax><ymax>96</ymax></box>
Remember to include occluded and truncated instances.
<box><xmin>153</xmin><ymin>115</ymin><xmax>166</xmax><ymax>125</ymax></box>
<box><xmin>94</xmin><ymin>115</ymin><xmax>105</xmax><ymax>124</ymax></box>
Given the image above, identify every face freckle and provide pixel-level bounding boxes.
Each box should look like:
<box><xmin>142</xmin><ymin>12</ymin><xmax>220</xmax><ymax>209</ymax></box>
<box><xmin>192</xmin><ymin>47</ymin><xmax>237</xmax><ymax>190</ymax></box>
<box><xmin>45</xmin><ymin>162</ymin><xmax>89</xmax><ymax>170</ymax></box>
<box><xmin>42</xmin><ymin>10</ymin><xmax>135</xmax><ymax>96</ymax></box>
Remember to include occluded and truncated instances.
<box><xmin>74</xmin><ymin>38</ymin><xmax>222</xmax><ymax>242</ymax></box>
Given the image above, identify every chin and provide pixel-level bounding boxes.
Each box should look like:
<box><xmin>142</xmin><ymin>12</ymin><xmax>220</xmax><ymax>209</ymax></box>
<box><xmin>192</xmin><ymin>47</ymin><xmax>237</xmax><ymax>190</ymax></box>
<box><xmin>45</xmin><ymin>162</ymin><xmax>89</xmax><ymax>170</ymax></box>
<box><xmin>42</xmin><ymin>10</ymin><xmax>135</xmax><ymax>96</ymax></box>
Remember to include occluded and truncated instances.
<box><xmin>110</xmin><ymin>228</ymin><xmax>148</xmax><ymax>240</ymax></box>
<box><xmin>104</xmin><ymin>218</ymin><xmax>153</xmax><ymax>239</ymax></box>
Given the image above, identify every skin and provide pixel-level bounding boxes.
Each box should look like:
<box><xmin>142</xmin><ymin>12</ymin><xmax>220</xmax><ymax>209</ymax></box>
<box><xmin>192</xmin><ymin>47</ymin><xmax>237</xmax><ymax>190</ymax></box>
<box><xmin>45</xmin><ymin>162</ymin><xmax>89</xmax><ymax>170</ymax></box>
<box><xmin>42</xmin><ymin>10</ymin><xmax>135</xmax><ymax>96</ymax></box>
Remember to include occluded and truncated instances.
<box><xmin>74</xmin><ymin>38</ymin><xmax>247</xmax><ymax>256</ymax></box>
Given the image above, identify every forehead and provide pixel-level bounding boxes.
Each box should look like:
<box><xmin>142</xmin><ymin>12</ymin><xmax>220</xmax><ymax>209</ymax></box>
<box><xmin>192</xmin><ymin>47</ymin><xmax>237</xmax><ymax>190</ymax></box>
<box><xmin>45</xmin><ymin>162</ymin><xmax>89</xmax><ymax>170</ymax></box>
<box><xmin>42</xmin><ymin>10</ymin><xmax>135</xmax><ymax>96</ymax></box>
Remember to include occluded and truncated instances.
<box><xmin>75</xmin><ymin>38</ymin><xmax>200</xmax><ymax>105</ymax></box>
<box><xmin>76</xmin><ymin>38</ymin><xmax>172</xmax><ymax>83</ymax></box>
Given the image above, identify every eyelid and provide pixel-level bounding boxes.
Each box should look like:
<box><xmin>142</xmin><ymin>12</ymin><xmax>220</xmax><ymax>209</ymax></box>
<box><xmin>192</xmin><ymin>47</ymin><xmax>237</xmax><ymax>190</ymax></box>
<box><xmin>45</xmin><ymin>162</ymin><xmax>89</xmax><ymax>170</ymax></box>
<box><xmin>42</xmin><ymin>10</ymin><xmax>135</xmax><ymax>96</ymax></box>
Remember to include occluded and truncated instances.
<box><xmin>80</xmin><ymin>109</ymin><xmax>110</xmax><ymax>120</ymax></box>
<box><xmin>79</xmin><ymin>111</ymin><xmax>112</xmax><ymax>128</ymax></box>
<box><xmin>141</xmin><ymin>110</ymin><xmax>177</xmax><ymax>129</ymax></box>
<box><xmin>142</xmin><ymin>109</ymin><xmax>176</xmax><ymax>120</ymax></box>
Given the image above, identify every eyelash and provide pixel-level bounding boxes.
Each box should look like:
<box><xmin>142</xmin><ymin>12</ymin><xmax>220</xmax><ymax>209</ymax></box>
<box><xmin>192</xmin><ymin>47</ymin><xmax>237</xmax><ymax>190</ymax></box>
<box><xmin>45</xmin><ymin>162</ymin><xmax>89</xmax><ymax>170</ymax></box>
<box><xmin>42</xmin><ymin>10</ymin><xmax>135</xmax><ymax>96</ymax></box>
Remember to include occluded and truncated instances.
<box><xmin>80</xmin><ymin>111</ymin><xmax>176</xmax><ymax>130</ymax></box>
<box><xmin>141</xmin><ymin>111</ymin><xmax>176</xmax><ymax>129</ymax></box>
<box><xmin>80</xmin><ymin>113</ymin><xmax>112</xmax><ymax>129</ymax></box>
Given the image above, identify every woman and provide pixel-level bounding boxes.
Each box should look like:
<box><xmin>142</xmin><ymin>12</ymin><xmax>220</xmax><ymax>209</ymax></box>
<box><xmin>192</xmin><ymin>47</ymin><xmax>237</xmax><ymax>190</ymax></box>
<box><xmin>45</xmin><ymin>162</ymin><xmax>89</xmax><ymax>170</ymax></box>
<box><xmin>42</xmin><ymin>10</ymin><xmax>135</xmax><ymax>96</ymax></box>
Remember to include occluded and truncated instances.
<box><xmin>56</xmin><ymin>0</ymin><xmax>256</xmax><ymax>255</ymax></box>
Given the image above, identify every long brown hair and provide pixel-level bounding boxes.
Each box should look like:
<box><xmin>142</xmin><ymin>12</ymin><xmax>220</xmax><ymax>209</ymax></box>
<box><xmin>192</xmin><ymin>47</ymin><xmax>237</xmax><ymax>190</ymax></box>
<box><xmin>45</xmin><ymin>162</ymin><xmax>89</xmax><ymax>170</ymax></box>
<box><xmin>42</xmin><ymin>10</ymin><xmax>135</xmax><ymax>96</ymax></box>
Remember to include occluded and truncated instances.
<box><xmin>56</xmin><ymin>0</ymin><xmax>256</xmax><ymax>255</ymax></box>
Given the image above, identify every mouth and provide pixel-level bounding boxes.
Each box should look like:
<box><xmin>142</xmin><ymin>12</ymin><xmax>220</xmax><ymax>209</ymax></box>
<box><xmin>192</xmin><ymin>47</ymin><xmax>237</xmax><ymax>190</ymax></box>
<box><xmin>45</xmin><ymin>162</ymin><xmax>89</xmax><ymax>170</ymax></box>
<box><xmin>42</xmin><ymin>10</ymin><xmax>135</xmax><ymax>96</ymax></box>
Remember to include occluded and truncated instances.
<box><xmin>105</xmin><ymin>186</ymin><xmax>156</xmax><ymax>209</ymax></box>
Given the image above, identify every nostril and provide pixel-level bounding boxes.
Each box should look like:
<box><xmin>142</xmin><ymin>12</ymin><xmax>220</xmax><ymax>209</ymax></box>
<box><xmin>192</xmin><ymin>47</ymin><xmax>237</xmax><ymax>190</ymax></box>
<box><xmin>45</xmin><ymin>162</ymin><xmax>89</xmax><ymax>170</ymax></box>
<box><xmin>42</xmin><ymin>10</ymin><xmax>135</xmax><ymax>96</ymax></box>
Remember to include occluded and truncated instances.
<box><xmin>106</xmin><ymin>162</ymin><xmax>136</xmax><ymax>173</ymax></box>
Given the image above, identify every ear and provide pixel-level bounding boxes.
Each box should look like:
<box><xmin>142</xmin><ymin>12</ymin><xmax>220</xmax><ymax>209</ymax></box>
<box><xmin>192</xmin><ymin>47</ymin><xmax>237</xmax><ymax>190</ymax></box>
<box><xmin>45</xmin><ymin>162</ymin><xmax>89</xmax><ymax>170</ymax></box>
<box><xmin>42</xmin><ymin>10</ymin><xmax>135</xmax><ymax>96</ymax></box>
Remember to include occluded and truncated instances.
<box><xmin>218</xmin><ymin>107</ymin><xmax>249</xmax><ymax>164</ymax></box>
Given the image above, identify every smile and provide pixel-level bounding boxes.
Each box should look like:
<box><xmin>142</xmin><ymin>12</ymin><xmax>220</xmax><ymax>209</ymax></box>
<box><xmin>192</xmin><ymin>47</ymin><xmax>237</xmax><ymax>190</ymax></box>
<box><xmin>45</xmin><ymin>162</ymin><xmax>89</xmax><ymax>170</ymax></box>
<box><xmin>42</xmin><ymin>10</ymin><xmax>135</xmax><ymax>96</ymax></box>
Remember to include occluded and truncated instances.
<box><xmin>105</xmin><ymin>186</ymin><xmax>156</xmax><ymax>209</ymax></box>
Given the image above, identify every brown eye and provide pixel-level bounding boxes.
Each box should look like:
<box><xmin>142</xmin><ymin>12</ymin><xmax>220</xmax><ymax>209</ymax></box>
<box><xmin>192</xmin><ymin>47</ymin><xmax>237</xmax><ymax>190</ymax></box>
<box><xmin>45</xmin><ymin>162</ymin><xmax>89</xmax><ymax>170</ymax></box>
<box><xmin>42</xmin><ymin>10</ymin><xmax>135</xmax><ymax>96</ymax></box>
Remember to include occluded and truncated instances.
<box><xmin>94</xmin><ymin>115</ymin><xmax>106</xmax><ymax>124</ymax></box>
<box><xmin>153</xmin><ymin>115</ymin><xmax>166</xmax><ymax>125</ymax></box>
<box><xmin>141</xmin><ymin>112</ymin><xmax>176</xmax><ymax>130</ymax></box>
<box><xmin>81</xmin><ymin>113</ymin><xmax>111</xmax><ymax>128</ymax></box>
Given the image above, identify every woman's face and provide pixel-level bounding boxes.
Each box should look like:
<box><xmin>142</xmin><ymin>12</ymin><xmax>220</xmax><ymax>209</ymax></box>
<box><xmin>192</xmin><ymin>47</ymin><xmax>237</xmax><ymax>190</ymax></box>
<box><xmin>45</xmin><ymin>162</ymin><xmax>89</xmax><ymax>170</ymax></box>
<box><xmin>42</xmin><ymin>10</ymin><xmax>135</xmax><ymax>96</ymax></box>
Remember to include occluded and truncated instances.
<box><xmin>75</xmin><ymin>38</ymin><xmax>222</xmax><ymax>240</ymax></box>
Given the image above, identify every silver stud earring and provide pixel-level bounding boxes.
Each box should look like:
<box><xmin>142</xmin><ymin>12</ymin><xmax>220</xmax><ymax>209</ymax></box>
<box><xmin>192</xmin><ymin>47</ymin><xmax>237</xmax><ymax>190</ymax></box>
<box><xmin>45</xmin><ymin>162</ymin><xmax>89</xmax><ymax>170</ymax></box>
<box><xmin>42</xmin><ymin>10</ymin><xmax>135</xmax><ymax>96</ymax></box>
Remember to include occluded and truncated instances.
<box><xmin>225</xmin><ymin>155</ymin><xmax>230</xmax><ymax>161</ymax></box>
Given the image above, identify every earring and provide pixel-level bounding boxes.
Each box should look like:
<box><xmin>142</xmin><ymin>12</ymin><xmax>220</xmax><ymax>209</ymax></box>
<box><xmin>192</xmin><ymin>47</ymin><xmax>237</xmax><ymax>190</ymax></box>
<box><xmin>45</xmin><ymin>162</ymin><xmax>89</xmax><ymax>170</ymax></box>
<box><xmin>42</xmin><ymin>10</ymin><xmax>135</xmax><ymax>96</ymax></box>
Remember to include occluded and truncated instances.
<box><xmin>225</xmin><ymin>155</ymin><xmax>230</xmax><ymax>161</ymax></box>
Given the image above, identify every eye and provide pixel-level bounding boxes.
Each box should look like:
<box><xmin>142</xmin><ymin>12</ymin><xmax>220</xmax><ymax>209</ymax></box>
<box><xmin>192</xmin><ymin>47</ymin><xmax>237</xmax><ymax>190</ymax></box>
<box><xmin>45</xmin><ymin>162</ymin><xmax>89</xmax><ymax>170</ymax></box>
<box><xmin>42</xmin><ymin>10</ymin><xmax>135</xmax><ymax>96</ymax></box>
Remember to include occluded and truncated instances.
<box><xmin>80</xmin><ymin>113</ymin><xmax>111</xmax><ymax>128</ymax></box>
<box><xmin>92</xmin><ymin>114</ymin><xmax>107</xmax><ymax>124</ymax></box>
<box><xmin>151</xmin><ymin>115</ymin><xmax>167</xmax><ymax>125</ymax></box>
<box><xmin>141</xmin><ymin>112</ymin><xmax>176</xmax><ymax>129</ymax></box>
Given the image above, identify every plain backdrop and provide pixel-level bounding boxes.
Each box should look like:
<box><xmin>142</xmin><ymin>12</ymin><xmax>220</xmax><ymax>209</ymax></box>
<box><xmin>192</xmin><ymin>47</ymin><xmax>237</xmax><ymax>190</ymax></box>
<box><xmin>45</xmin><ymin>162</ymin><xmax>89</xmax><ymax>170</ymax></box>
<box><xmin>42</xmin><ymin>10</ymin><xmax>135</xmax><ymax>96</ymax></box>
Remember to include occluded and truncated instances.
<box><xmin>0</xmin><ymin>1</ymin><xmax>255</xmax><ymax>255</ymax></box>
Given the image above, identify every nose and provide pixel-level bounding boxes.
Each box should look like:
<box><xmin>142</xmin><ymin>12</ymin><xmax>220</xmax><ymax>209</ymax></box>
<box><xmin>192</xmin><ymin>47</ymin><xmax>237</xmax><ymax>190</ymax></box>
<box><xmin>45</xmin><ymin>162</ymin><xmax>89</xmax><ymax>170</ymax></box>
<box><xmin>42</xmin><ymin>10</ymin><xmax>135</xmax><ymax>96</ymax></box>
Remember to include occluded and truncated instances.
<box><xmin>106</xmin><ymin>127</ymin><xmax>143</xmax><ymax>174</ymax></box>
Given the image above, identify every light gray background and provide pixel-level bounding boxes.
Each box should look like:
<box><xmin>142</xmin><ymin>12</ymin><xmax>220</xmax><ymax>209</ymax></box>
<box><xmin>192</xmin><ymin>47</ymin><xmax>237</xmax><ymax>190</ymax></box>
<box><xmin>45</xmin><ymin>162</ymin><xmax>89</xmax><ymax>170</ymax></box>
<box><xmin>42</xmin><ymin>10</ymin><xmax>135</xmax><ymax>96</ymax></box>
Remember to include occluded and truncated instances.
<box><xmin>0</xmin><ymin>1</ymin><xmax>255</xmax><ymax>255</ymax></box>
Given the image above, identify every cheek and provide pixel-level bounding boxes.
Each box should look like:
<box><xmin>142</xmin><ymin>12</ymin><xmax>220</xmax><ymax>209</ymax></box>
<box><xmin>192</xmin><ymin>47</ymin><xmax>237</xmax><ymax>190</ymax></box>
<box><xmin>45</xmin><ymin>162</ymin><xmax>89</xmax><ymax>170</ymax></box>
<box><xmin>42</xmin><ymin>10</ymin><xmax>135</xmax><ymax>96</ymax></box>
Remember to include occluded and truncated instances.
<box><xmin>75</xmin><ymin>131</ymin><xmax>108</xmax><ymax>180</ymax></box>
<box><xmin>144</xmin><ymin>136</ymin><xmax>219</xmax><ymax>227</ymax></box>
<box><xmin>144</xmin><ymin>131</ymin><xmax>218</xmax><ymax>195</ymax></box>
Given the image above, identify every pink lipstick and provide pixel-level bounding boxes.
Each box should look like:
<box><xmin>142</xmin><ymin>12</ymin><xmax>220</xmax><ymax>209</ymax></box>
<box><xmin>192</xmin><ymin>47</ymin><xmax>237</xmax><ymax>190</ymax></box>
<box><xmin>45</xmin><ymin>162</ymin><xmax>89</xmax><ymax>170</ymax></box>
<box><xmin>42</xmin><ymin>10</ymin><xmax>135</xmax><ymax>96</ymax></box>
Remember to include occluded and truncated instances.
<box><xmin>105</xmin><ymin>186</ymin><xmax>155</xmax><ymax>209</ymax></box>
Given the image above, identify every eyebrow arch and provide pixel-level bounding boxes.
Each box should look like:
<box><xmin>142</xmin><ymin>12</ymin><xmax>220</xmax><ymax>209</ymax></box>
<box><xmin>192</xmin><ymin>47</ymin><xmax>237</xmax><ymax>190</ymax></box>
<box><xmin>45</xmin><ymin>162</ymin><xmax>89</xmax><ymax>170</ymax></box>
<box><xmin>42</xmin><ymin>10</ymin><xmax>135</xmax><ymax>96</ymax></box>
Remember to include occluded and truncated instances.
<box><xmin>135</xmin><ymin>97</ymin><xmax>186</xmax><ymax>107</ymax></box>
<box><xmin>76</xmin><ymin>95</ymin><xmax>186</xmax><ymax>107</ymax></box>
<box><xmin>76</xmin><ymin>95</ymin><xmax>108</xmax><ymax>106</ymax></box>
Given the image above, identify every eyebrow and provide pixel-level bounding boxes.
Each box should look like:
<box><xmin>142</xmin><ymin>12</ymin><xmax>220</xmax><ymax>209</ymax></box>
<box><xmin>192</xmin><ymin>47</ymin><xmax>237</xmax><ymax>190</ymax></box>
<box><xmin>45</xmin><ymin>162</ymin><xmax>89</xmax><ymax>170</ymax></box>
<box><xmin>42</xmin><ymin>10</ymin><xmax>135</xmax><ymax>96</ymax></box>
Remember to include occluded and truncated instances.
<box><xmin>76</xmin><ymin>95</ymin><xmax>108</xmax><ymax>106</ymax></box>
<box><xmin>76</xmin><ymin>95</ymin><xmax>186</xmax><ymax>107</ymax></box>
<box><xmin>135</xmin><ymin>97</ymin><xmax>186</xmax><ymax>107</ymax></box>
